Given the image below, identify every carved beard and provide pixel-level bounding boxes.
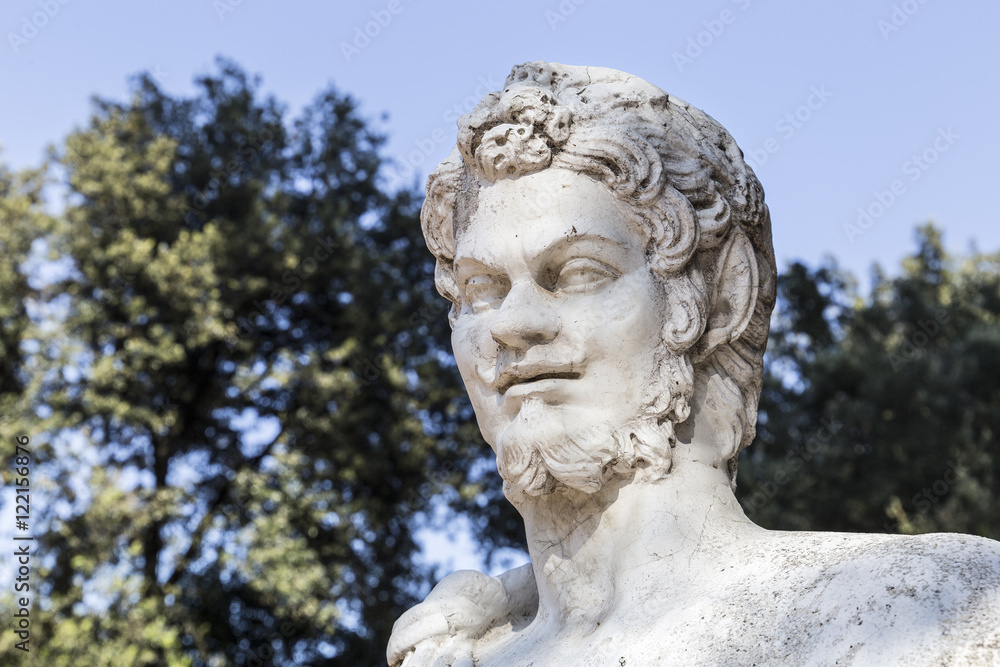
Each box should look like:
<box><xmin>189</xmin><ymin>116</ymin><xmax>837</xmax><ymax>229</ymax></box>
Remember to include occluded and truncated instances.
<box><xmin>496</xmin><ymin>351</ymin><xmax>688</xmax><ymax>498</ymax></box>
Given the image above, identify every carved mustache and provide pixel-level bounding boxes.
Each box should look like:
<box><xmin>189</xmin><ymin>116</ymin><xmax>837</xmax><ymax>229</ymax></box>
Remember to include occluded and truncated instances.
<box><xmin>473</xmin><ymin>343</ymin><xmax>587</xmax><ymax>395</ymax></box>
<box><xmin>494</xmin><ymin>362</ymin><xmax>583</xmax><ymax>394</ymax></box>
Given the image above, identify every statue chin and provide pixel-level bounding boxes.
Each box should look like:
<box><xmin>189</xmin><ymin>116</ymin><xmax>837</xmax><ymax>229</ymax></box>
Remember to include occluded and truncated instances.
<box><xmin>496</xmin><ymin>397</ymin><xmax>673</xmax><ymax>499</ymax></box>
<box><xmin>497</xmin><ymin>396</ymin><xmax>613</xmax><ymax>497</ymax></box>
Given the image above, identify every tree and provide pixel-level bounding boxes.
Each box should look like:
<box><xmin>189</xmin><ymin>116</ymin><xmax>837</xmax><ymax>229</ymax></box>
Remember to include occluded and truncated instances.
<box><xmin>739</xmin><ymin>224</ymin><xmax>1000</xmax><ymax>542</ymax></box>
<box><xmin>0</xmin><ymin>59</ymin><xmax>520</xmax><ymax>666</ymax></box>
<box><xmin>0</xmin><ymin>159</ymin><xmax>48</xmax><ymax>435</ymax></box>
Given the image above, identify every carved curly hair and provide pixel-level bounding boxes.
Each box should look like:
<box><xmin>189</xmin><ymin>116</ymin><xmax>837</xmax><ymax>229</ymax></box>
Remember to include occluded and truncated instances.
<box><xmin>420</xmin><ymin>62</ymin><xmax>776</xmax><ymax>478</ymax></box>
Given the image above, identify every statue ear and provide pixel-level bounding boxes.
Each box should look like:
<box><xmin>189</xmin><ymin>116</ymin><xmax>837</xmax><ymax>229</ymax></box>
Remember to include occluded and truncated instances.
<box><xmin>693</xmin><ymin>227</ymin><xmax>758</xmax><ymax>362</ymax></box>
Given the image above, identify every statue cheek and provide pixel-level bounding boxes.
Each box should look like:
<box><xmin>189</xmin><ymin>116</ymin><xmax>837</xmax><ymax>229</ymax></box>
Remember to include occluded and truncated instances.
<box><xmin>585</xmin><ymin>276</ymin><xmax>661</xmax><ymax>343</ymax></box>
<box><xmin>453</xmin><ymin>321</ymin><xmax>499</xmax><ymax>383</ymax></box>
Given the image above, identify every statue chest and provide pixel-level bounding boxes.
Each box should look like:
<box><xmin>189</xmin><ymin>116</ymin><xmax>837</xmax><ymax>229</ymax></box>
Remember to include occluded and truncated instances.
<box><xmin>471</xmin><ymin>584</ymin><xmax>959</xmax><ymax>667</ymax></box>
<box><xmin>472</xmin><ymin>606</ymin><xmax>772</xmax><ymax>667</ymax></box>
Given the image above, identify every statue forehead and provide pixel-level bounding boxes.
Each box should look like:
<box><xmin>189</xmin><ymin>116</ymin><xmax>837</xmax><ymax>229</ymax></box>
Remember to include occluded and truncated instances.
<box><xmin>453</xmin><ymin>168</ymin><xmax>651</xmax><ymax>261</ymax></box>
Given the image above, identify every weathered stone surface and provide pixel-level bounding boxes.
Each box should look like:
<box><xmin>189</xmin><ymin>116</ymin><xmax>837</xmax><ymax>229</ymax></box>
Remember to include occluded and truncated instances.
<box><xmin>387</xmin><ymin>61</ymin><xmax>1000</xmax><ymax>666</ymax></box>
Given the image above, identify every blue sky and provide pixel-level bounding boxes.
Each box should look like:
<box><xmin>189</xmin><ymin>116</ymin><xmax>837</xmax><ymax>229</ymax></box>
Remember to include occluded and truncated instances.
<box><xmin>2</xmin><ymin>0</ymin><xmax>998</xmax><ymax>572</ymax></box>
<box><xmin>2</xmin><ymin>0</ymin><xmax>999</xmax><ymax>285</ymax></box>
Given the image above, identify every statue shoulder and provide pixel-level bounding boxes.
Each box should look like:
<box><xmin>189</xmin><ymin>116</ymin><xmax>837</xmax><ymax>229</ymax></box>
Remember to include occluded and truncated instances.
<box><xmin>858</xmin><ymin>531</ymin><xmax>1000</xmax><ymax>594</ymax></box>
<box><xmin>767</xmin><ymin>530</ymin><xmax>1000</xmax><ymax>664</ymax></box>
<box><xmin>766</xmin><ymin>530</ymin><xmax>1000</xmax><ymax>602</ymax></box>
<box><xmin>877</xmin><ymin>532</ymin><xmax>1000</xmax><ymax>664</ymax></box>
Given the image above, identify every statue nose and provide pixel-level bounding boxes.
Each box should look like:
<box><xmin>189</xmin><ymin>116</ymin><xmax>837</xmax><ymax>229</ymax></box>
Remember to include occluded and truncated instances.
<box><xmin>489</xmin><ymin>281</ymin><xmax>560</xmax><ymax>350</ymax></box>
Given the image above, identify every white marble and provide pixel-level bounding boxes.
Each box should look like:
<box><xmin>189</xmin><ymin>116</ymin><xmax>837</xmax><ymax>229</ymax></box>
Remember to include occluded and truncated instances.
<box><xmin>387</xmin><ymin>61</ymin><xmax>1000</xmax><ymax>666</ymax></box>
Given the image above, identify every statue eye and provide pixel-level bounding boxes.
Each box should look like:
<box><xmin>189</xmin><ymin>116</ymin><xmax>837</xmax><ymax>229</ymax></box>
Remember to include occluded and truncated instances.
<box><xmin>464</xmin><ymin>276</ymin><xmax>508</xmax><ymax>312</ymax></box>
<box><xmin>554</xmin><ymin>258</ymin><xmax>618</xmax><ymax>293</ymax></box>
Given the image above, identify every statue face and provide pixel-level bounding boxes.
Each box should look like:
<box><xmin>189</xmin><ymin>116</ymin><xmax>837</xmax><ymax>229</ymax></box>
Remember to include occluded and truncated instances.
<box><xmin>451</xmin><ymin>168</ymin><xmax>670</xmax><ymax>494</ymax></box>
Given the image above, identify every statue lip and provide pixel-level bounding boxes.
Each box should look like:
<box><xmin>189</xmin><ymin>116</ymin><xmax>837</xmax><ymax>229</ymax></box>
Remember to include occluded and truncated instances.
<box><xmin>496</xmin><ymin>364</ymin><xmax>582</xmax><ymax>395</ymax></box>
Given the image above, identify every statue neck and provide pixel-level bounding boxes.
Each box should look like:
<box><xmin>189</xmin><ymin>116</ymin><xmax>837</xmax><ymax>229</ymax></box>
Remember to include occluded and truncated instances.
<box><xmin>513</xmin><ymin>451</ymin><xmax>759</xmax><ymax>631</ymax></box>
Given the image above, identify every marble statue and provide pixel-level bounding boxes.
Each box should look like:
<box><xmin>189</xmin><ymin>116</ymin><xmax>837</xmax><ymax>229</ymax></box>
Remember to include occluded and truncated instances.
<box><xmin>386</xmin><ymin>61</ymin><xmax>1000</xmax><ymax>666</ymax></box>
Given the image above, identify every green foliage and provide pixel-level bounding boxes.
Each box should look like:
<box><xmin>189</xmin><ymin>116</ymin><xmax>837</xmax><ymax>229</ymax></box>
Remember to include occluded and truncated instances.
<box><xmin>0</xmin><ymin>160</ymin><xmax>48</xmax><ymax>434</ymax></box>
<box><xmin>739</xmin><ymin>225</ymin><xmax>1000</xmax><ymax>540</ymax></box>
<box><xmin>0</xmin><ymin>59</ymin><xmax>519</xmax><ymax>666</ymax></box>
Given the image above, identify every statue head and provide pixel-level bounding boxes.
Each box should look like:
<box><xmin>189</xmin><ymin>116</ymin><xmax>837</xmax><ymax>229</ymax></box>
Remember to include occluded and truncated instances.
<box><xmin>420</xmin><ymin>62</ymin><xmax>776</xmax><ymax>499</ymax></box>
